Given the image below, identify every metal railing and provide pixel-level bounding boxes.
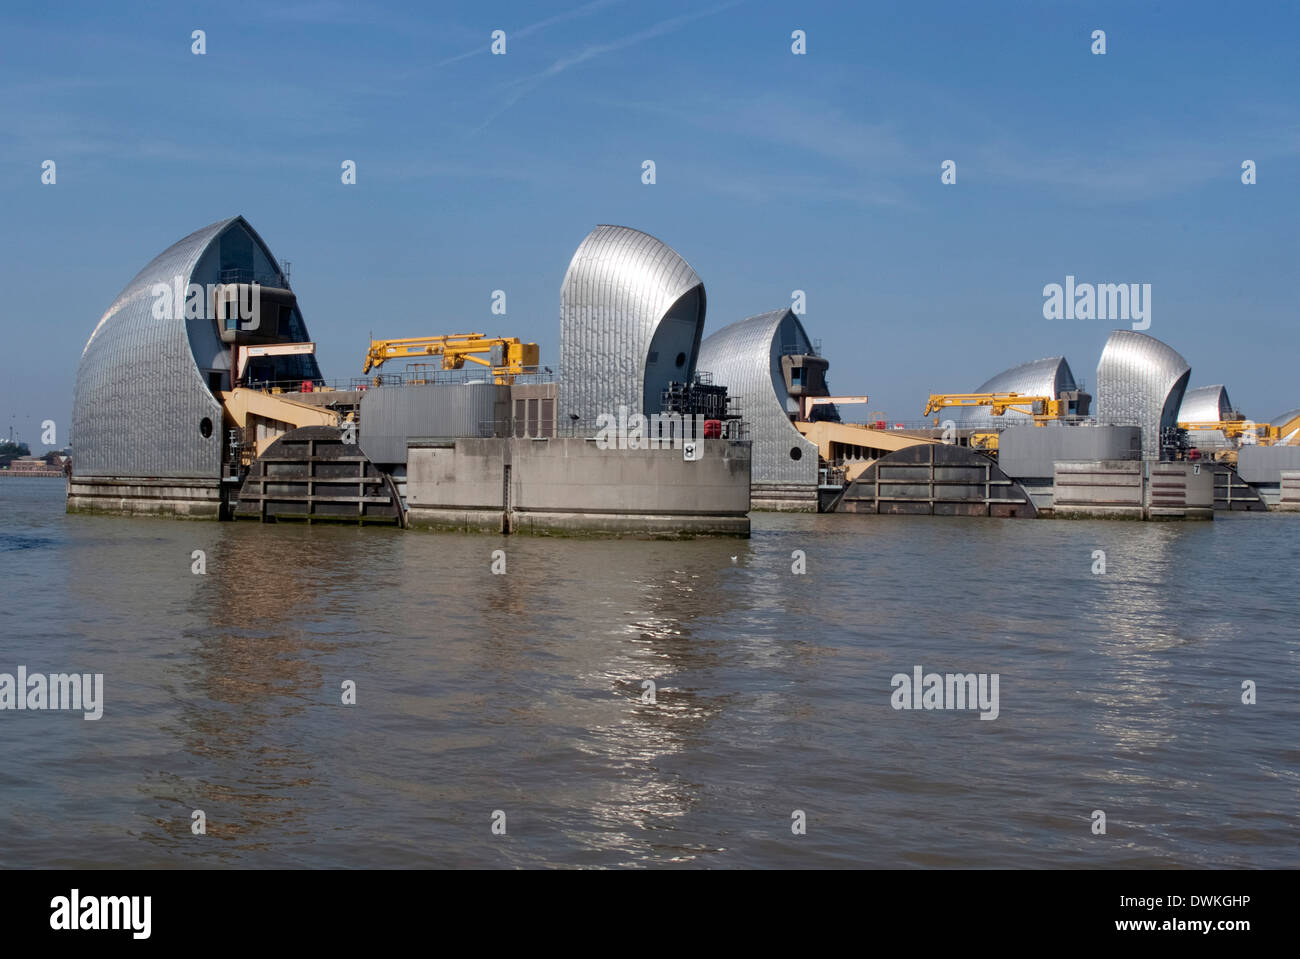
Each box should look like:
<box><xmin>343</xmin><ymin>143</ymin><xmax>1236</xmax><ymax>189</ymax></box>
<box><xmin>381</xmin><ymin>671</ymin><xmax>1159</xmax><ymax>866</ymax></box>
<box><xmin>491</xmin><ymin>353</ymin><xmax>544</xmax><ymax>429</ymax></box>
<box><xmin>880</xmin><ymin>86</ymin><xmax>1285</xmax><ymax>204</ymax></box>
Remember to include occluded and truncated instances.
<box><xmin>243</xmin><ymin>376</ymin><xmax>375</xmax><ymax>394</ymax></box>
<box><xmin>219</xmin><ymin>268</ymin><xmax>289</xmax><ymax>288</ymax></box>
<box><xmin>241</xmin><ymin>367</ymin><xmax>558</xmax><ymax>394</ymax></box>
<box><xmin>551</xmin><ymin>418</ymin><xmax>748</xmax><ymax>442</ymax></box>
<box><xmin>899</xmin><ymin>415</ymin><xmax>1101</xmax><ymax>431</ymax></box>
<box><xmin>778</xmin><ymin>340</ymin><xmax>821</xmax><ymax>357</ymax></box>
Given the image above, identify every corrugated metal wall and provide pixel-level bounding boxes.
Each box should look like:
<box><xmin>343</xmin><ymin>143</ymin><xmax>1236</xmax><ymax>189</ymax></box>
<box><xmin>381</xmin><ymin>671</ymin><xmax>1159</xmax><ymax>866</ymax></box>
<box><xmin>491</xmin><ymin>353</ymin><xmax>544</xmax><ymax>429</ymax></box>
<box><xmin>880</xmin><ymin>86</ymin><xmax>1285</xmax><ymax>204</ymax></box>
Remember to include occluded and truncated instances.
<box><xmin>558</xmin><ymin>225</ymin><xmax>706</xmax><ymax>430</ymax></box>
<box><xmin>358</xmin><ymin>383</ymin><xmax>510</xmax><ymax>464</ymax></box>
<box><xmin>71</xmin><ymin>219</ymin><xmax>232</xmax><ymax>478</ymax></box>
<box><xmin>71</xmin><ymin>216</ymin><xmax>321</xmax><ymax>479</ymax></box>
<box><xmin>1177</xmin><ymin>384</ymin><xmax>1235</xmax><ymax>446</ymax></box>
<box><xmin>1095</xmin><ymin>331</ymin><xmax>1191</xmax><ymax>460</ymax></box>
<box><xmin>697</xmin><ymin>308</ymin><xmax>818</xmax><ymax>487</ymax></box>
<box><xmin>1178</xmin><ymin>385</ymin><xmax>1232</xmax><ymax>422</ymax></box>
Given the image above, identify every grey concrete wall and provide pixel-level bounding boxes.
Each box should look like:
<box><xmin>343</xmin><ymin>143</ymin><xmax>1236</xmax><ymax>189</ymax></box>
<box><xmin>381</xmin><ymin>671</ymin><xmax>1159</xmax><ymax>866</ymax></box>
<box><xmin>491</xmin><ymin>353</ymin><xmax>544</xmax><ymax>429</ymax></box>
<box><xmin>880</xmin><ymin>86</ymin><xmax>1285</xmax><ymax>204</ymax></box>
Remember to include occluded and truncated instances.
<box><xmin>405</xmin><ymin>437</ymin><xmax>751</xmax><ymax>536</ymax></box>
<box><xmin>360</xmin><ymin>383</ymin><xmax>509</xmax><ymax>465</ymax></box>
<box><xmin>405</xmin><ymin>440</ymin><xmax>505</xmax><ymax>531</ymax></box>
<box><xmin>1277</xmin><ymin>470</ymin><xmax>1300</xmax><ymax>511</ymax></box>
<box><xmin>752</xmin><ymin>483</ymin><xmax>818</xmax><ymax>512</ymax></box>
<box><xmin>66</xmin><ymin>476</ymin><xmax>223</xmax><ymax>519</ymax></box>
<box><xmin>1149</xmin><ymin>461</ymin><xmax>1214</xmax><ymax>519</ymax></box>
<box><xmin>1051</xmin><ymin>460</ymin><xmax>1213</xmax><ymax>519</ymax></box>
<box><xmin>999</xmin><ymin>424</ymin><xmax>1141</xmax><ymax>480</ymax></box>
<box><xmin>1018</xmin><ymin>483</ymin><xmax>1056</xmax><ymax>511</ymax></box>
<box><xmin>1236</xmin><ymin>445</ymin><xmax>1300</xmax><ymax>484</ymax></box>
<box><xmin>1052</xmin><ymin>460</ymin><xmax>1144</xmax><ymax>518</ymax></box>
<box><xmin>407</xmin><ymin>440</ymin><xmax>504</xmax><ymax>510</ymax></box>
<box><xmin>511</xmin><ymin>438</ymin><xmax>749</xmax><ymax>516</ymax></box>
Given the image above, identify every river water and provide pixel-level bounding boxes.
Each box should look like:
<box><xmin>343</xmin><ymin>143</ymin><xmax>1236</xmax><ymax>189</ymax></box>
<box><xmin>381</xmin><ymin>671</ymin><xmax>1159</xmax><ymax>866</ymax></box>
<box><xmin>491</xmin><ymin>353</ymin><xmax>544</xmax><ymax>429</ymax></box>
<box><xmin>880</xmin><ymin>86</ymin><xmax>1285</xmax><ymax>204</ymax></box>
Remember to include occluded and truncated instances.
<box><xmin>1</xmin><ymin>478</ymin><xmax>1295</xmax><ymax>867</ymax></box>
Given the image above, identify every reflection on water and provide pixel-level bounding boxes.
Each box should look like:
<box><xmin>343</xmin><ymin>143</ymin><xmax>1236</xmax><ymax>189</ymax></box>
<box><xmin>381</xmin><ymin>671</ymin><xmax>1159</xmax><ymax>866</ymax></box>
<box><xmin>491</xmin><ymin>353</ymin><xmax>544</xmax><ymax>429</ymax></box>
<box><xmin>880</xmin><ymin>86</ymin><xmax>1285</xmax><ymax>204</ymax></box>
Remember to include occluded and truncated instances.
<box><xmin>1091</xmin><ymin>526</ymin><xmax>1185</xmax><ymax>759</ymax></box>
<box><xmin>1</xmin><ymin>480</ymin><xmax>1296</xmax><ymax>868</ymax></box>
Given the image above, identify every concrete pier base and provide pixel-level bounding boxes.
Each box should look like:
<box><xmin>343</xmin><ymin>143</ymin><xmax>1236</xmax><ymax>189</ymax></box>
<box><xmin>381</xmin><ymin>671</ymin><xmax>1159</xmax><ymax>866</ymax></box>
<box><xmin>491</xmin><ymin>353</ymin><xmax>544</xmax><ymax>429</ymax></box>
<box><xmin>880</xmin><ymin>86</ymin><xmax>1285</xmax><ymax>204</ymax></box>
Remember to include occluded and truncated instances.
<box><xmin>406</xmin><ymin>437</ymin><xmax>751</xmax><ymax>537</ymax></box>
<box><xmin>66</xmin><ymin>476</ymin><xmax>222</xmax><ymax>519</ymax></box>
<box><xmin>509</xmin><ymin>510</ymin><xmax>750</xmax><ymax>538</ymax></box>
<box><xmin>1275</xmin><ymin>470</ymin><xmax>1300</xmax><ymax>511</ymax></box>
<box><xmin>1047</xmin><ymin>460</ymin><xmax>1213</xmax><ymax>520</ymax></box>
<box><xmin>750</xmin><ymin>483</ymin><xmax>818</xmax><ymax>512</ymax></box>
<box><xmin>406</xmin><ymin>506</ymin><xmax>506</xmax><ymax>533</ymax></box>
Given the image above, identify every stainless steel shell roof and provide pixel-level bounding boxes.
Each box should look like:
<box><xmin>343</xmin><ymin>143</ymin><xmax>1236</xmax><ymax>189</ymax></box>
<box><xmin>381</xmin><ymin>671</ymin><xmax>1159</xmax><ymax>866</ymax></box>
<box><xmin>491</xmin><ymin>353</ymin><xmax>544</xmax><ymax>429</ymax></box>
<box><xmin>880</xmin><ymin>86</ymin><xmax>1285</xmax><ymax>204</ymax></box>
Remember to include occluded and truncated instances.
<box><xmin>697</xmin><ymin>309</ymin><xmax>819</xmax><ymax>487</ymax></box>
<box><xmin>951</xmin><ymin>356</ymin><xmax>1077</xmax><ymax>430</ymax></box>
<box><xmin>1177</xmin><ymin>385</ymin><xmax>1235</xmax><ymax>445</ymax></box>
<box><xmin>71</xmin><ymin>216</ymin><xmax>319</xmax><ymax>478</ymax></box>
<box><xmin>1178</xmin><ymin>385</ymin><xmax>1233</xmax><ymax>423</ymax></box>
<box><xmin>1271</xmin><ymin>408</ymin><xmax>1300</xmax><ymax>443</ymax></box>
<box><xmin>558</xmin><ymin>225</ymin><xmax>706</xmax><ymax>427</ymax></box>
<box><xmin>1095</xmin><ymin>331</ymin><xmax>1191</xmax><ymax>459</ymax></box>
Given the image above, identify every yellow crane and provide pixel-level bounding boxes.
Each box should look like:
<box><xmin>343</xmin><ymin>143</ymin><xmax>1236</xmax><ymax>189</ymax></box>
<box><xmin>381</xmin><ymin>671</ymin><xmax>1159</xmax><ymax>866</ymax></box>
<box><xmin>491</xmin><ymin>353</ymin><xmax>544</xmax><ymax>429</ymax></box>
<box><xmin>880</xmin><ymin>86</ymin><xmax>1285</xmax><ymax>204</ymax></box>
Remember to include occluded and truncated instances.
<box><xmin>1273</xmin><ymin>411</ymin><xmax>1300</xmax><ymax>445</ymax></box>
<box><xmin>362</xmin><ymin>333</ymin><xmax>540</xmax><ymax>383</ymax></box>
<box><xmin>923</xmin><ymin>392</ymin><xmax>1067</xmax><ymax>425</ymax></box>
<box><xmin>1177</xmin><ymin>420</ymin><xmax>1269</xmax><ymax>441</ymax></box>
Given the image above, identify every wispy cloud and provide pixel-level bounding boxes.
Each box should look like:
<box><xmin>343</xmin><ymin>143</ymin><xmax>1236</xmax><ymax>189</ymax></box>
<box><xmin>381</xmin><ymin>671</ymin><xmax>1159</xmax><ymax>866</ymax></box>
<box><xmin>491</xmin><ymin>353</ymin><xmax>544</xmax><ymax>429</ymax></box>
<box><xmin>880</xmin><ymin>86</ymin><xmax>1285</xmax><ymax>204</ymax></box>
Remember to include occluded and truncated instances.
<box><xmin>468</xmin><ymin>0</ymin><xmax>743</xmax><ymax>136</ymax></box>
<box><xmin>586</xmin><ymin>85</ymin><xmax>1300</xmax><ymax>204</ymax></box>
<box><xmin>437</xmin><ymin>0</ymin><xmax>631</xmax><ymax>68</ymax></box>
<box><xmin>574</xmin><ymin>91</ymin><xmax>910</xmax><ymax>205</ymax></box>
<box><xmin>969</xmin><ymin>123</ymin><xmax>1300</xmax><ymax>198</ymax></box>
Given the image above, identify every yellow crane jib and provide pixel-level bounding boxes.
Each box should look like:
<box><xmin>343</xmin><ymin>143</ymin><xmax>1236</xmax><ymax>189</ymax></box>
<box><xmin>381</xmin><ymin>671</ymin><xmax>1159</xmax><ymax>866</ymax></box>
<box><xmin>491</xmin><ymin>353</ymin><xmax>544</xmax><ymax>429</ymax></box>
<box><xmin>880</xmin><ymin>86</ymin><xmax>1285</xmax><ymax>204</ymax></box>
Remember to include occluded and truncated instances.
<box><xmin>924</xmin><ymin>392</ymin><xmax>1065</xmax><ymax>424</ymax></box>
<box><xmin>1177</xmin><ymin>420</ymin><xmax>1275</xmax><ymax>443</ymax></box>
<box><xmin>362</xmin><ymin>333</ymin><xmax>540</xmax><ymax>383</ymax></box>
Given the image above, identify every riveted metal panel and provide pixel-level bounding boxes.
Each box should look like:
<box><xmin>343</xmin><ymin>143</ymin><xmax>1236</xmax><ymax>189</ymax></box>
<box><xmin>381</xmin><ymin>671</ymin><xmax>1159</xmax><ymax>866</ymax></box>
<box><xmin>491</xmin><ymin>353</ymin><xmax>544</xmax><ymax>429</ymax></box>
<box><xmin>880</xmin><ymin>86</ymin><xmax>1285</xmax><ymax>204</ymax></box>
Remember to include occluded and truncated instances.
<box><xmin>951</xmin><ymin>356</ymin><xmax>1077</xmax><ymax>430</ymax></box>
<box><xmin>71</xmin><ymin>216</ymin><xmax>322</xmax><ymax>479</ymax></box>
<box><xmin>697</xmin><ymin>309</ymin><xmax>818</xmax><ymax>487</ymax></box>
<box><xmin>1095</xmin><ymin>331</ymin><xmax>1191</xmax><ymax>460</ymax></box>
<box><xmin>558</xmin><ymin>225</ymin><xmax>706</xmax><ymax>429</ymax></box>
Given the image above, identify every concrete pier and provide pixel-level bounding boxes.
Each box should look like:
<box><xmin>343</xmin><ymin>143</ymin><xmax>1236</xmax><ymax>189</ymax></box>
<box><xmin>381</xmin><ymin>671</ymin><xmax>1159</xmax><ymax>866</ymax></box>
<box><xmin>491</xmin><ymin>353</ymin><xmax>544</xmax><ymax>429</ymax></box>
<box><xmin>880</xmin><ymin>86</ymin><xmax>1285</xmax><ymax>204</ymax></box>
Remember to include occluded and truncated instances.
<box><xmin>1047</xmin><ymin>460</ymin><xmax>1213</xmax><ymax>520</ymax></box>
<box><xmin>66</xmin><ymin>476</ymin><xmax>223</xmax><ymax>519</ymax></box>
<box><xmin>406</xmin><ymin>437</ymin><xmax>751</xmax><ymax>537</ymax></box>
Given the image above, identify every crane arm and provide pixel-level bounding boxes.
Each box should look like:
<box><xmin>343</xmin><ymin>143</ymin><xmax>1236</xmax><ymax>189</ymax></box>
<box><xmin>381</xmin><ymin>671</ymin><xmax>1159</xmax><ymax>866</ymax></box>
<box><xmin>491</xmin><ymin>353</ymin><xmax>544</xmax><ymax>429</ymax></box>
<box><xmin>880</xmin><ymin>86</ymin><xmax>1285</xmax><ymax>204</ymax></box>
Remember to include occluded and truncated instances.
<box><xmin>923</xmin><ymin>392</ymin><xmax>1064</xmax><ymax>423</ymax></box>
<box><xmin>1177</xmin><ymin>420</ymin><xmax>1277</xmax><ymax>442</ymax></box>
<box><xmin>362</xmin><ymin>333</ymin><xmax>539</xmax><ymax>382</ymax></box>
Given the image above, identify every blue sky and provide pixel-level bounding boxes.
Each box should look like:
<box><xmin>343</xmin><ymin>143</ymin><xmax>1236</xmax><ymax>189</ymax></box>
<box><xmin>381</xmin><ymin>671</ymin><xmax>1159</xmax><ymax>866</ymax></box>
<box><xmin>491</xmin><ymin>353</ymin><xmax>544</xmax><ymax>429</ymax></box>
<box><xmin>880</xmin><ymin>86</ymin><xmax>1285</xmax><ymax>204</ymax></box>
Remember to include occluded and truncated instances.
<box><xmin>2</xmin><ymin>0</ymin><xmax>1297</xmax><ymax>448</ymax></box>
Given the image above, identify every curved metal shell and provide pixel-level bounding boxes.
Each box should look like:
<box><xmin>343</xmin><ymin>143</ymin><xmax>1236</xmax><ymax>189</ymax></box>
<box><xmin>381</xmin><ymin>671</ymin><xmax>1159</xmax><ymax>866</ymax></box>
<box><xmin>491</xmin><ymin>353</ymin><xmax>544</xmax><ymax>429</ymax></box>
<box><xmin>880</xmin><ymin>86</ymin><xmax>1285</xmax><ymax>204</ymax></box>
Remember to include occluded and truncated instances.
<box><xmin>697</xmin><ymin>309</ymin><xmax>818</xmax><ymax>486</ymax></box>
<box><xmin>1178</xmin><ymin>385</ymin><xmax>1233</xmax><ymax>422</ymax></box>
<box><xmin>951</xmin><ymin>356</ymin><xmax>1077</xmax><ymax>429</ymax></box>
<box><xmin>71</xmin><ymin>216</ymin><xmax>321</xmax><ymax>478</ymax></box>
<box><xmin>1270</xmin><ymin>408</ymin><xmax>1300</xmax><ymax>444</ymax></box>
<box><xmin>558</xmin><ymin>225</ymin><xmax>706</xmax><ymax>427</ymax></box>
<box><xmin>1178</xmin><ymin>385</ymin><xmax>1235</xmax><ymax>445</ymax></box>
<box><xmin>1095</xmin><ymin>331</ymin><xmax>1191</xmax><ymax>459</ymax></box>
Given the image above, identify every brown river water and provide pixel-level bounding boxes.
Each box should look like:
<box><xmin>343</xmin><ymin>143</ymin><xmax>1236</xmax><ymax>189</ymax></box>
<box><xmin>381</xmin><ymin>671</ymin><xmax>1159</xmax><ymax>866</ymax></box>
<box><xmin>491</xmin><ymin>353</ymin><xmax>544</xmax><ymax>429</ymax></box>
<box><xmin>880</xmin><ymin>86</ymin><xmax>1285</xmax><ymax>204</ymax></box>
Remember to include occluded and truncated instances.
<box><xmin>1</xmin><ymin>478</ymin><xmax>1296</xmax><ymax>867</ymax></box>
